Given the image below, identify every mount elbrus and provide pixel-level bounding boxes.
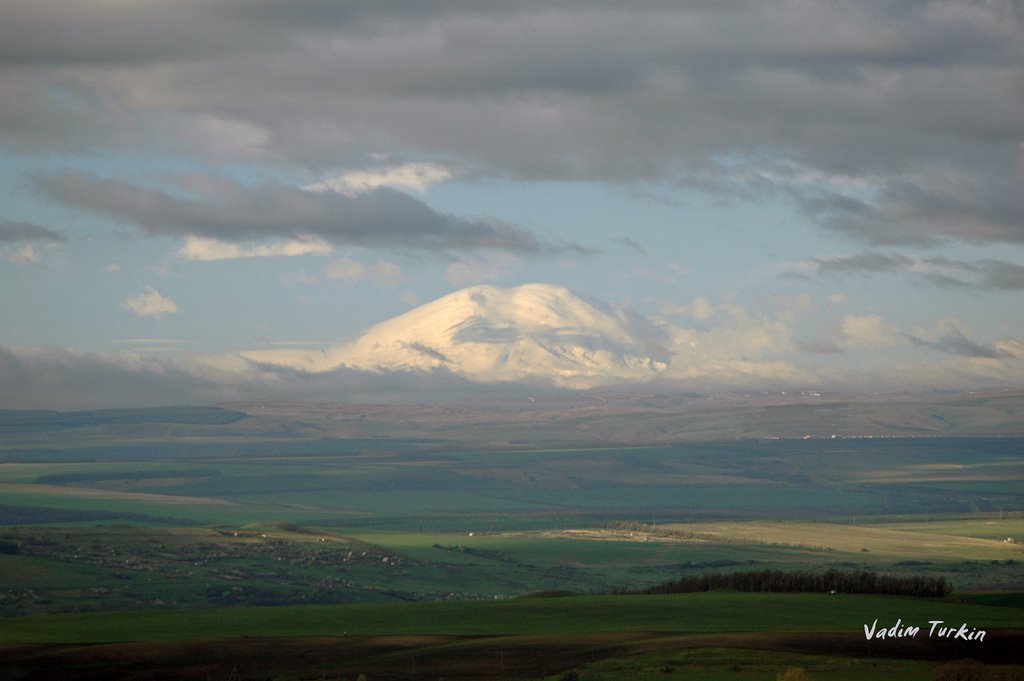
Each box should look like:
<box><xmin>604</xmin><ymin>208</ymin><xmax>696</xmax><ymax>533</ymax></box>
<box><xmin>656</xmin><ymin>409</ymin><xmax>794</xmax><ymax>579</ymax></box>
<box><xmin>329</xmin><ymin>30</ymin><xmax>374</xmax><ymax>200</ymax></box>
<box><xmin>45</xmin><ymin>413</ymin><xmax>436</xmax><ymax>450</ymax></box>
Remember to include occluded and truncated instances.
<box><xmin>242</xmin><ymin>283</ymin><xmax>671</xmax><ymax>387</ymax></box>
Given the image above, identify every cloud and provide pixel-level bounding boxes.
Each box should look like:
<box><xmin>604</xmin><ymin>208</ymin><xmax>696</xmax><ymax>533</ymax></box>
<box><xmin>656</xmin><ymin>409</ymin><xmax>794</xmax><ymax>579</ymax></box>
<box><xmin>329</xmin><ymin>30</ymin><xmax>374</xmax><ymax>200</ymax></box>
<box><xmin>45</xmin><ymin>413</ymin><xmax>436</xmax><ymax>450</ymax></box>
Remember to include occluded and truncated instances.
<box><xmin>179</xmin><ymin>236</ymin><xmax>332</xmax><ymax>261</ymax></box>
<box><xmin>841</xmin><ymin>314</ymin><xmax>899</xmax><ymax>347</ymax></box>
<box><xmin>905</xmin><ymin>320</ymin><xmax>1017</xmax><ymax>359</ymax></box>
<box><xmin>0</xmin><ymin>220</ymin><xmax>62</xmax><ymax>264</ymax></box>
<box><xmin>824</xmin><ymin>166</ymin><xmax>1024</xmax><ymax>245</ymax></box>
<box><xmin>444</xmin><ymin>254</ymin><xmax>522</xmax><ymax>285</ymax></box>
<box><xmin>654</xmin><ymin>299</ymin><xmax>817</xmax><ymax>387</ymax></box>
<box><xmin>0</xmin><ymin>243</ymin><xmax>41</xmax><ymax>265</ymax></box>
<box><xmin>0</xmin><ymin>343</ymin><xmax>563</xmax><ymax>410</ymax></box>
<box><xmin>0</xmin><ymin>219</ymin><xmax>64</xmax><ymax>243</ymax></box>
<box><xmin>908</xmin><ymin>333</ymin><xmax>1002</xmax><ymax>359</ymax></box>
<box><xmin>0</xmin><ymin>302</ymin><xmax>1021</xmax><ymax>408</ymax></box>
<box><xmin>104</xmin><ymin>262</ymin><xmax>122</xmax><ymax>273</ymax></box>
<box><xmin>667</xmin><ymin>262</ymin><xmax>690</xmax><ymax>277</ymax></box>
<box><xmin>663</xmin><ymin>325</ymin><xmax>812</xmax><ymax>387</ymax></box>
<box><xmin>4</xmin><ymin>2</ymin><xmax>1020</xmax><ymax>245</ymax></box>
<box><xmin>0</xmin><ymin>343</ymin><xmax>312</xmax><ymax>409</ymax></box>
<box><xmin>0</xmin><ymin>345</ymin><xmax>218</xmax><ymax>410</ymax></box>
<box><xmin>110</xmin><ymin>338</ymin><xmax>196</xmax><ymax>353</ymax></box>
<box><xmin>995</xmin><ymin>338</ymin><xmax>1024</xmax><ymax>359</ymax></box>
<box><xmin>663</xmin><ymin>296</ymin><xmax>715</xmax><ymax>321</ymax></box>
<box><xmin>802</xmin><ymin>252</ymin><xmax>1024</xmax><ymax>290</ymax></box>
<box><xmin>280</xmin><ymin>270</ymin><xmax>319</xmax><ymax>286</ymax></box>
<box><xmin>35</xmin><ymin>170</ymin><xmax>584</xmax><ymax>255</ymax></box>
<box><xmin>956</xmin><ymin>259</ymin><xmax>1024</xmax><ymax>291</ymax></box>
<box><xmin>112</xmin><ymin>338</ymin><xmax>194</xmax><ymax>345</ymax></box>
<box><xmin>771</xmin><ymin>292</ymin><xmax>813</xmax><ymax>321</ymax></box>
<box><xmin>120</xmin><ymin>286</ymin><xmax>179</xmax><ymax>319</ymax></box>
<box><xmin>306</xmin><ymin>162</ymin><xmax>457</xmax><ymax>195</ymax></box>
<box><xmin>814</xmin><ymin>252</ymin><xmax>916</xmax><ymax>276</ymax></box>
<box><xmin>795</xmin><ymin>339</ymin><xmax>843</xmax><ymax>355</ymax></box>
<box><xmin>325</xmin><ymin>258</ymin><xmax>404</xmax><ymax>284</ymax></box>
<box><xmin>615</xmin><ymin>236</ymin><xmax>647</xmax><ymax>256</ymax></box>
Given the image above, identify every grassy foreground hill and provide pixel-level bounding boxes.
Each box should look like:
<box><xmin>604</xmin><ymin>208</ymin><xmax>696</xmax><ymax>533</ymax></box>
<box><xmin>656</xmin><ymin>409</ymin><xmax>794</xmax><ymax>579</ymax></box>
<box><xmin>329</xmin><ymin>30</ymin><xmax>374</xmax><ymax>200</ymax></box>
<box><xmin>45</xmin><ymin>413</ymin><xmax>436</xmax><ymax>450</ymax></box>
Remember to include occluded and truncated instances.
<box><xmin>3</xmin><ymin>591</ymin><xmax>1022</xmax><ymax>642</ymax></box>
<box><xmin>1</xmin><ymin>592</ymin><xmax>1022</xmax><ymax>680</ymax></box>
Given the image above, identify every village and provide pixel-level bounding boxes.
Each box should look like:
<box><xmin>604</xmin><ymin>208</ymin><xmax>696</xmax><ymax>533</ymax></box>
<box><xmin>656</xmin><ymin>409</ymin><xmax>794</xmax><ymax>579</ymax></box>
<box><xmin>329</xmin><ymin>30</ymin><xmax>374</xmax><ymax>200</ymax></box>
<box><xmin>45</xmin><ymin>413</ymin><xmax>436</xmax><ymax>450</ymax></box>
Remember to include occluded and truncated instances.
<box><xmin>0</xmin><ymin>526</ymin><xmax>484</xmax><ymax>615</ymax></box>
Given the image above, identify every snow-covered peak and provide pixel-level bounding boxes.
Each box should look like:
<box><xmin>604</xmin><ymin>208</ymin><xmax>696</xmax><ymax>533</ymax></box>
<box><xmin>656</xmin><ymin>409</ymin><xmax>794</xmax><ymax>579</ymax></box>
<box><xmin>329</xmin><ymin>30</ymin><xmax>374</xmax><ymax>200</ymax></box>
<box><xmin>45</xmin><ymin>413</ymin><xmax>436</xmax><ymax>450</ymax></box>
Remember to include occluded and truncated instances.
<box><xmin>243</xmin><ymin>284</ymin><xmax>671</xmax><ymax>387</ymax></box>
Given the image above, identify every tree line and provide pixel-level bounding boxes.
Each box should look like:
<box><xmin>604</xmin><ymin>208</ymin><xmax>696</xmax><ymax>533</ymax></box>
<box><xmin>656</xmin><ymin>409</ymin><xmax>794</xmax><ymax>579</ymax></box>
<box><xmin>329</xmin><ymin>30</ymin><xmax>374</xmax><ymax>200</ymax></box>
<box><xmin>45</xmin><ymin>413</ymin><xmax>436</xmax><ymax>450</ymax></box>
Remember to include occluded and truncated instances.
<box><xmin>632</xmin><ymin>568</ymin><xmax>952</xmax><ymax>598</ymax></box>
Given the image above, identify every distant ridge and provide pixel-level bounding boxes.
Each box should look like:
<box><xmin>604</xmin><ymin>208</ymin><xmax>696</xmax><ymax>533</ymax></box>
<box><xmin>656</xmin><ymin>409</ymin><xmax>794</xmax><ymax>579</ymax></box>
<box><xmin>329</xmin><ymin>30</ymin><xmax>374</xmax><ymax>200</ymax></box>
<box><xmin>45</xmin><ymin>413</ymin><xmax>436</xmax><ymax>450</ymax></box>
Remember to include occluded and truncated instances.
<box><xmin>0</xmin><ymin>406</ymin><xmax>246</xmax><ymax>433</ymax></box>
<box><xmin>224</xmin><ymin>389</ymin><xmax>1024</xmax><ymax>444</ymax></box>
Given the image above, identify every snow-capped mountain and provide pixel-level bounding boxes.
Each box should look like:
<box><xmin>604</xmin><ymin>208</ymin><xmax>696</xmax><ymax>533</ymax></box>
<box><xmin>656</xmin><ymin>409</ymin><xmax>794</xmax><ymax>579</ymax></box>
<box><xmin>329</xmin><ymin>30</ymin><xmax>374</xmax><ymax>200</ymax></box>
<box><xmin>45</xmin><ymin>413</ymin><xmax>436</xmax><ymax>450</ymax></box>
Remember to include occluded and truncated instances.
<box><xmin>242</xmin><ymin>283</ymin><xmax>671</xmax><ymax>387</ymax></box>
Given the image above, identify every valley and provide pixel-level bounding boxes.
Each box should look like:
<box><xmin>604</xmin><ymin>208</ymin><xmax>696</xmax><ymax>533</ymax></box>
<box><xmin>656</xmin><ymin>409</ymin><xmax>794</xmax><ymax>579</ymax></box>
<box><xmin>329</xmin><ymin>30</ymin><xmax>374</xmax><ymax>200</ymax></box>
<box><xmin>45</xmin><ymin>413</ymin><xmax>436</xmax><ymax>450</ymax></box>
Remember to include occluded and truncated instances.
<box><xmin>0</xmin><ymin>393</ymin><xmax>1022</xmax><ymax>679</ymax></box>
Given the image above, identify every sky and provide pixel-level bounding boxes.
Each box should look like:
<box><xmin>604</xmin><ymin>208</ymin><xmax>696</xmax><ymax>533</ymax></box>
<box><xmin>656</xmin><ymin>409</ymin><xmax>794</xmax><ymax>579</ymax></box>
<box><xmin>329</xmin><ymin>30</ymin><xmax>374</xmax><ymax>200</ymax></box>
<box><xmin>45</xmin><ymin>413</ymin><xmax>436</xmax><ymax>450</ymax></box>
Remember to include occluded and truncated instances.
<box><xmin>1</xmin><ymin>0</ymin><xmax>1023</xmax><ymax>408</ymax></box>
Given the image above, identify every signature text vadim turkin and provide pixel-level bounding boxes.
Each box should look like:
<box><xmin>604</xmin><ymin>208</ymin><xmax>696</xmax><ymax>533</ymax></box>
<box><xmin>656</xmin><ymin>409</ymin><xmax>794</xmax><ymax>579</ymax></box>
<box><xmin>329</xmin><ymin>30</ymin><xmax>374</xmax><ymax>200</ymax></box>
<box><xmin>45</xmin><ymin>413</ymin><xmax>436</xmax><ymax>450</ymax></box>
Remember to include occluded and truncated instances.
<box><xmin>864</xmin><ymin>619</ymin><xmax>986</xmax><ymax>642</ymax></box>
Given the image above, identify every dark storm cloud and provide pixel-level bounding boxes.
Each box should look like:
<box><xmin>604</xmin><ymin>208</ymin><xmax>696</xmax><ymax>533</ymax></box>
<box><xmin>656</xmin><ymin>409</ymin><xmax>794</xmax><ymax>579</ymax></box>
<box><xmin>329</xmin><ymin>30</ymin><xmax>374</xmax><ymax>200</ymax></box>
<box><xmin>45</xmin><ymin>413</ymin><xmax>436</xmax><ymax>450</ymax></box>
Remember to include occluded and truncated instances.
<box><xmin>825</xmin><ymin>160</ymin><xmax>1024</xmax><ymax>245</ymax></box>
<box><xmin>0</xmin><ymin>219</ymin><xmax>63</xmax><ymax>242</ymax></box>
<box><xmin>2</xmin><ymin>1</ymin><xmax>1022</xmax><ymax>243</ymax></box>
<box><xmin>0</xmin><ymin>3</ymin><xmax>256</xmax><ymax>67</ymax></box>
<box><xmin>34</xmin><ymin>170</ymin><xmax>585</xmax><ymax>254</ymax></box>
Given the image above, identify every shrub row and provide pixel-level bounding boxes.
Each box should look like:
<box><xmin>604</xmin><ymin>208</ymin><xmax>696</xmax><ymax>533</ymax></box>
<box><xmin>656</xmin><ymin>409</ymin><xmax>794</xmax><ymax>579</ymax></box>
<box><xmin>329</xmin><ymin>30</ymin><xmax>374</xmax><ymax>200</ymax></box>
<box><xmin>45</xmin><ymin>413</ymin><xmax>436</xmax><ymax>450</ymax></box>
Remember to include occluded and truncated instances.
<box><xmin>634</xmin><ymin>569</ymin><xmax>952</xmax><ymax>598</ymax></box>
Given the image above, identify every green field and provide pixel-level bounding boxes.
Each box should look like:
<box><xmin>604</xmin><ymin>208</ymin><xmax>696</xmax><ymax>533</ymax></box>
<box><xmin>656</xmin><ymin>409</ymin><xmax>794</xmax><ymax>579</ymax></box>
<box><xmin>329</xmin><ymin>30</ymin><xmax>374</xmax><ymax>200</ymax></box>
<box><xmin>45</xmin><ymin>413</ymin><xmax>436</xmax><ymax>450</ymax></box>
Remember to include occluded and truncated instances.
<box><xmin>3</xmin><ymin>435</ymin><xmax>1022</xmax><ymax>529</ymax></box>
<box><xmin>2</xmin><ymin>592</ymin><xmax>1021</xmax><ymax>643</ymax></box>
<box><xmin>1</xmin><ymin>593</ymin><xmax>1021</xmax><ymax>680</ymax></box>
<box><xmin>1</xmin><ymin>403</ymin><xmax>1022</xmax><ymax>679</ymax></box>
<box><xmin>2</xmin><ymin>516</ymin><xmax>1022</xmax><ymax>615</ymax></box>
<box><xmin>2</xmin><ymin>420</ymin><xmax>1022</xmax><ymax>613</ymax></box>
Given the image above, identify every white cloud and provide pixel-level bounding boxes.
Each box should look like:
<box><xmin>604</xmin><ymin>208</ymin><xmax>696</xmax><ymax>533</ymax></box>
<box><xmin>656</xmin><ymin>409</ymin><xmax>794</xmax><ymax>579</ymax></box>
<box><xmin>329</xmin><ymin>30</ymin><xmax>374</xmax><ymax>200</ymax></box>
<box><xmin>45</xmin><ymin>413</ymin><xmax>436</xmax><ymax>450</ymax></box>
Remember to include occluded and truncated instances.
<box><xmin>690</xmin><ymin>296</ymin><xmax>715</xmax><ymax>321</ymax></box>
<box><xmin>995</xmin><ymin>338</ymin><xmax>1024</xmax><ymax>359</ymax></box>
<box><xmin>662</xmin><ymin>295</ymin><xmax>734</xmax><ymax>322</ymax></box>
<box><xmin>445</xmin><ymin>254</ymin><xmax>522</xmax><ymax>285</ymax></box>
<box><xmin>104</xmin><ymin>262</ymin><xmax>122</xmax><ymax>273</ymax></box>
<box><xmin>120</xmin><ymin>286</ymin><xmax>179</xmax><ymax>319</ymax></box>
<box><xmin>306</xmin><ymin>162</ymin><xmax>456</xmax><ymax>196</ymax></box>
<box><xmin>325</xmin><ymin>258</ymin><xmax>404</xmax><ymax>284</ymax></box>
<box><xmin>841</xmin><ymin>314</ymin><xmax>898</xmax><ymax>347</ymax></box>
<box><xmin>670</xmin><ymin>315</ymin><xmax>793</xmax><ymax>360</ymax></box>
<box><xmin>1</xmin><ymin>244</ymin><xmax>41</xmax><ymax>265</ymax></box>
<box><xmin>0</xmin><ymin>343</ymin><xmax>531</xmax><ymax>410</ymax></box>
<box><xmin>258</xmin><ymin>340</ymin><xmax>326</xmax><ymax>347</ymax></box>
<box><xmin>110</xmin><ymin>338</ymin><xmax>195</xmax><ymax>352</ymax></box>
<box><xmin>827</xmin><ymin>293</ymin><xmax>848</xmax><ymax>305</ymax></box>
<box><xmin>770</xmin><ymin>292</ymin><xmax>813</xmax><ymax>321</ymax></box>
<box><xmin>112</xmin><ymin>338</ymin><xmax>194</xmax><ymax>345</ymax></box>
<box><xmin>280</xmin><ymin>271</ymin><xmax>320</xmax><ymax>286</ymax></box>
<box><xmin>401</xmin><ymin>290</ymin><xmax>421</xmax><ymax>307</ymax></box>
<box><xmin>650</xmin><ymin>298</ymin><xmax>812</xmax><ymax>387</ymax></box>
<box><xmin>179</xmin><ymin>236</ymin><xmax>332</xmax><ymax>261</ymax></box>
